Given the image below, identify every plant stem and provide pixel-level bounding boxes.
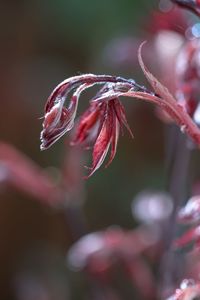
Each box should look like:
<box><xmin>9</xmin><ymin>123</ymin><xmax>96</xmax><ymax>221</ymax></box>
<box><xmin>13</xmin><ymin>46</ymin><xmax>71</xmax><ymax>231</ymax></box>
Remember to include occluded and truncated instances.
<box><xmin>160</xmin><ymin>125</ymin><xmax>193</xmax><ymax>297</ymax></box>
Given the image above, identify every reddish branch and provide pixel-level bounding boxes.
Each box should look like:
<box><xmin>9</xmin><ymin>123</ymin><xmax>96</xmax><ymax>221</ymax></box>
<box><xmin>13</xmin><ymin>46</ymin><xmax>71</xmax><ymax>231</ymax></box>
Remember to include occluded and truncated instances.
<box><xmin>40</xmin><ymin>43</ymin><xmax>200</xmax><ymax>177</ymax></box>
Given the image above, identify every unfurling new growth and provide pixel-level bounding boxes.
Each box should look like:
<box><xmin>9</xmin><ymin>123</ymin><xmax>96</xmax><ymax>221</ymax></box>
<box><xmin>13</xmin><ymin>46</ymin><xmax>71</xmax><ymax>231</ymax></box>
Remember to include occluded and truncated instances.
<box><xmin>40</xmin><ymin>44</ymin><xmax>200</xmax><ymax>177</ymax></box>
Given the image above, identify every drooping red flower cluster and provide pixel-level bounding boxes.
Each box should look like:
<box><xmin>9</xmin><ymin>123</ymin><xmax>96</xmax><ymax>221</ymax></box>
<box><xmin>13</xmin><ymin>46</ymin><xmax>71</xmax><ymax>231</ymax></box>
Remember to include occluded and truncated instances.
<box><xmin>40</xmin><ymin>75</ymin><xmax>140</xmax><ymax>177</ymax></box>
<box><xmin>40</xmin><ymin>46</ymin><xmax>200</xmax><ymax>177</ymax></box>
<box><xmin>71</xmin><ymin>97</ymin><xmax>134</xmax><ymax>176</ymax></box>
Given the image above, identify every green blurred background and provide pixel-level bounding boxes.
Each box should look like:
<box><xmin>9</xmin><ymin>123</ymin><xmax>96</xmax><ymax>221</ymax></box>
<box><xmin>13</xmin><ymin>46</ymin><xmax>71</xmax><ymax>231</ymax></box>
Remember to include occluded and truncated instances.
<box><xmin>0</xmin><ymin>0</ymin><xmax>166</xmax><ymax>299</ymax></box>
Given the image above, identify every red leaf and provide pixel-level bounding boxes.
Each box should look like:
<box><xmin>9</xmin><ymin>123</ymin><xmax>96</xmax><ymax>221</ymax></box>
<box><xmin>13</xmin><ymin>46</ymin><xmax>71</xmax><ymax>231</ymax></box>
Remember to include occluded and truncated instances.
<box><xmin>174</xmin><ymin>226</ymin><xmax>200</xmax><ymax>248</ymax></box>
<box><xmin>88</xmin><ymin>104</ymin><xmax>113</xmax><ymax>177</ymax></box>
<box><xmin>72</xmin><ymin>102</ymin><xmax>102</xmax><ymax>145</ymax></box>
<box><xmin>113</xmin><ymin>98</ymin><xmax>134</xmax><ymax>138</ymax></box>
<box><xmin>105</xmin><ymin>101</ymin><xmax>120</xmax><ymax>168</ymax></box>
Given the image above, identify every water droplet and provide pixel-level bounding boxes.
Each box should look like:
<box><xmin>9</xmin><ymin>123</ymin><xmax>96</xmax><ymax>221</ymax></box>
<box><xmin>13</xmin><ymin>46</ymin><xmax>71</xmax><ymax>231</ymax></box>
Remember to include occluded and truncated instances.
<box><xmin>180</xmin><ymin>279</ymin><xmax>195</xmax><ymax>290</ymax></box>
<box><xmin>181</xmin><ymin>125</ymin><xmax>186</xmax><ymax>133</ymax></box>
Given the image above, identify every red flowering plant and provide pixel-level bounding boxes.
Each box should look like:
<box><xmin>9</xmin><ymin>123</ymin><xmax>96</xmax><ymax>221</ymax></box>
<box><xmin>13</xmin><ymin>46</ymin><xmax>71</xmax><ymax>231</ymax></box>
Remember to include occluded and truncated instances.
<box><xmin>38</xmin><ymin>0</ymin><xmax>200</xmax><ymax>299</ymax></box>
<box><xmin>40</xmin><ymin>46</ymin><xmax>200</xmax><ymax>177</ymax></box>
<box><xmin>7</xmin><ymin>1</ymin><xmax>200</xmax><ymax>299</ymax></box>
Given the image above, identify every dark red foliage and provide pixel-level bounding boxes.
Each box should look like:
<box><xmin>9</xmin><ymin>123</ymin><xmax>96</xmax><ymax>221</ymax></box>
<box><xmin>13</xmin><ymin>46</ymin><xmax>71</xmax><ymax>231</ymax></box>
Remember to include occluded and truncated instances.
<box><xmin>40</xmin><ymin>52</ymin><xmax>200</xmax><ymax>177</ymax></box>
